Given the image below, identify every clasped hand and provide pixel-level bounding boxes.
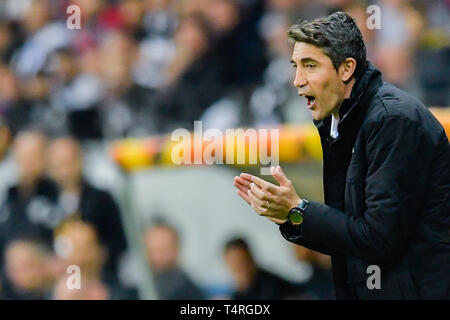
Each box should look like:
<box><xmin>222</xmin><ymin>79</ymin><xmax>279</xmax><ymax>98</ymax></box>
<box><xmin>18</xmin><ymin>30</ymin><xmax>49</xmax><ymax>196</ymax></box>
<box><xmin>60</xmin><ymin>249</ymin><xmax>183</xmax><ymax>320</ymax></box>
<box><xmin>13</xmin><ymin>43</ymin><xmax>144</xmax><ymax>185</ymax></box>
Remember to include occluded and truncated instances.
<box><xmin>233</xmin><ymin>166</ymin><xmax>301</xmax><ymax>224</ymax></box>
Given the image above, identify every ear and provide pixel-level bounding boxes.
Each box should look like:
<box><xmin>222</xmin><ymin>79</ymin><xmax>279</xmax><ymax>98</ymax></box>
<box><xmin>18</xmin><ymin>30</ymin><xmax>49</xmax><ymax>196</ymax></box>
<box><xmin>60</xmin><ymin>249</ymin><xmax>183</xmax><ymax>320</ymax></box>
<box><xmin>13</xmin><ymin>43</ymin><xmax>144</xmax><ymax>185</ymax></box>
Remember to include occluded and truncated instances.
<box><xmin>339</xmin><ymin>57</ymin><xmax>357</xmax><ymax>82</ymax></box>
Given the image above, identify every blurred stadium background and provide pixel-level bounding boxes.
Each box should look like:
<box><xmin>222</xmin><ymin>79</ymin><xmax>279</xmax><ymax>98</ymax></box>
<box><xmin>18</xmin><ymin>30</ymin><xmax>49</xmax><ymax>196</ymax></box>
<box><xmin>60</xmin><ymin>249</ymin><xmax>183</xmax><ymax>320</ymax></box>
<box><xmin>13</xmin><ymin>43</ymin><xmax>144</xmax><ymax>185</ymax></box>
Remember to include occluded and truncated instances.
<box><xmin>0</xmin><ymin>0</ymin><xmax>448</xmax><ymax>300</ymax></box>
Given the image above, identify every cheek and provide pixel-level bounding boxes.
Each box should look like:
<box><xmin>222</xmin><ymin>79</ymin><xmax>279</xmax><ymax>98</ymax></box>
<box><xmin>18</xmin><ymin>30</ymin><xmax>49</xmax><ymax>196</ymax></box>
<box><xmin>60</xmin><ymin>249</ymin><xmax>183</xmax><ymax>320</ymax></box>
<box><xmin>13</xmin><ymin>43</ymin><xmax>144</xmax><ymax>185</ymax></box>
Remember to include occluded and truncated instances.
<box><xmin>318</xmin><ymin>78</ymin><xmax>341</xmax><ymax>106</ymax></box>
<box><xmin>318</xmin><ymin>78</ymin><xmax>334</xmax><ymax>97</ymax></box>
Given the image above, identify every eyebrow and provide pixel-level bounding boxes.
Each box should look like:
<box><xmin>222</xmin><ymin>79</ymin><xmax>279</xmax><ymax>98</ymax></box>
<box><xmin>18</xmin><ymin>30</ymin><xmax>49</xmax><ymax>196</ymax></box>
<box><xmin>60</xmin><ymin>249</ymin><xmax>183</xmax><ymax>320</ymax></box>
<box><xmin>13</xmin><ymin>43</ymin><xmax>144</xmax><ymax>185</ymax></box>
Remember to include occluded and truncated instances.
<box><xmin>290</xmin><ymin>57</ymin><xmax>319</xmax><ymax>64</ymax></box>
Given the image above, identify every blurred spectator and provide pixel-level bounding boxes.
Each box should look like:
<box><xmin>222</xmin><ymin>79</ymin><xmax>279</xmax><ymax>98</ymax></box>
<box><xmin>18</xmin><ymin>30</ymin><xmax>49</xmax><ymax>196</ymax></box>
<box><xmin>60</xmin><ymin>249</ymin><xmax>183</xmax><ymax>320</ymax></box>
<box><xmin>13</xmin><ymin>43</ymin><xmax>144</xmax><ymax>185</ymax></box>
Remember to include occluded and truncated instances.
<box><xmin>154</xmin><ymin>13</ymin><xmax>227</xmax><ymax>132</ymax></box>
<box><xmin>0</xmin><ymin>130</ymin><xmax>59</xmax><ymax>242</ymax></box>
<box><xmin>144</xmin><ymin>221</ymin><xmax>205</xmax><ymax>299</ymax></box>
<box><xmin>223</xmin><ymin>237</ymin><xmax>296</xmax><ymax>300</ymax></box>
<box><xmin>154</xmin><ymin>0</ymin><xmax>269</xmax><ymax>132</ymax></box>
<box><xmin>2</xmin><ymin>237</ymin><xmax>54</xmax><ymax>299</ymax></box>
<box><xmin>0</xmin><ymin>130</ymin><xmax>58</xmax><ymax>299</ymax></box>
<box><xmin>0</xmin><ymin>21</ymin><xmax>22</xmax><ymax>64</ymax></box>
<box><xmin>0</xmin><ymin>64</ymin><xmax>62</xmax><ymax>137</ymax></box>
<box><xmin>12</xmin><ymin>0</ymin><xmax>71</xmax><ymax>79</ymax></box>
<box><xmin>48</xmin><ymin>49</ymin><xmax>104</xmax><ymax>140</ymax></box>
<box><xmin>54</xmin><ymin>221</ymin><xmax>105</xmax><ymax>278</ymax></box>
<box><xmin>134</xmin><ymin>0</ymin><xmax>176</xmax><ymax>91</ymax></box>
<box><xmin>0</xmin><ymin>65</ymin><xmax>31</xmax><ymax>134</ymax></box>
<box><xmin>373</xmin><ymin>0</ymin><xmax>423</xmax><ymax>89</ymax></box>
<box><xmin>98</xmin><ymin>31</ymin><xmax>156</xmax><ymax>137</ymax></box>
<box><xmin>70</xmin><ymin>0</ymin><xmax>116</xmax><ymax>54</ymax></box>
<box><xmin>250</xmin><ymin>8</ymin><xmax>300</xmax><ymax>126</ymax></box>
<box><xmin>0</xmin><ymin>117</ymin><xmax>12</xmax><ymax>162</ymax></box>
<box><xmin>53</xmin><ymin>274</ymin><xmax>109</xmax><ymax>300</ymax></box>
<box><xmin>0</xmin><ymin>0</ymin><xmax>33</xmax><ymax>22</ymax></box>
<box><xmin>415</xmin><ymin>0</ymin><xmax>450</xmax><ymax>107</ymax></box>
<box><xmin>203</xmin><ymin>0</ymin><xmax>267</xmax><ymax>87</ymax></box>
<box><xmin>119</xmin><ymin>0</ymin><xmax>147</xmax><ymax>41</ymax></box>
<box><xmin>52</xmin><ymin>220</ymin><xmax>119</xmax><ymax>299</ymax></box>
<box><xmin>47</xmin><ymin>136</ymin><xmax>127</xmax><ymax>280</ymax></box>
<box><xmin>292</xmin><ymin>245</ymin><xmax>335</xmax><ymax>300</ymax></box>
<box><xmin>142</xmin><ymin>0</ymin><xmax>177</xmax><ymax>38</ymax></box>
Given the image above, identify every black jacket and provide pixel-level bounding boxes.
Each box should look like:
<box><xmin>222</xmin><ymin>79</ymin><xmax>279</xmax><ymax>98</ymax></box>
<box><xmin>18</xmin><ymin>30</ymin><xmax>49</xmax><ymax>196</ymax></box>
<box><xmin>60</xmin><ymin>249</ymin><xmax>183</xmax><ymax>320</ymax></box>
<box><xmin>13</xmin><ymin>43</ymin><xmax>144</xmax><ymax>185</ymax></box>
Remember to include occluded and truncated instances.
<box><xmin>231</xmin><ymin>268</ymin><xmax>297</xmax><ymax>300</ymax></box>
<box><xmin>153</xmin><ymin>267</ymin><xmax>205</xmax><ymax>300</ymax></box>
<box><xmin>0</xmin><ymin>177</ymin><xmax>59</xmax><ymax>299</ymax></box>
<box><xmin>280</xmin><ymin>63</ymin><xmax>450</xmax><ymax>299</ymax></box>
<box><xmin>78</xmin><ymin>182</ymin><xmax>127</xmax><ymax>276</ymax></box>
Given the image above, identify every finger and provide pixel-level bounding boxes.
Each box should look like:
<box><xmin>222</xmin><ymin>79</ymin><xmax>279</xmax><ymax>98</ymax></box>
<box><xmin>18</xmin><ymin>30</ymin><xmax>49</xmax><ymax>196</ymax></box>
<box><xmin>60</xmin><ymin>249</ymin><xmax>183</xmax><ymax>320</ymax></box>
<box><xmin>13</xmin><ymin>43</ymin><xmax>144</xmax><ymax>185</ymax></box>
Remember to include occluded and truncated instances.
<box><xmin>240</xmin><ymin>174</ymin><xmax>277</xmax><ymax>193</ymax></box>
<box><xmin>272</xmin><ymin>165</ymin><xmax>291</xmax><ymax>187</ymax></box>
<box><xmin>248</xmin><ymin>190</ymin><xmax>268</xmax><ymax>209</ymax></box>
<box><xmin>250</xmin><ymin>175</ymin><xmax>278</xmax><ymax>193</ymax></box>
<box><xmin>234</xmin><ymin>180</ymin><xmax>250</xmax><ymax>195</ymax></box>
<box><xmin>239</xmin><ymin>173</ymin><xmax>254</xmax><ymax>182</ymax></box>
<box><xmin>250</xmin><ymin>198</ymin><xmax>270</xmax><ymax>217</ymax></box>
<box><xmin>237</xmin><ymin>190</ymin><xmax>251</xmax><ymax>205</ymax></box>
<box><xmin>248</xmin><ymin>188</ymin><xmax>284</xmax><ymax>213</ymax></box>
<box><xmin>234</xmin><ymin>176</ymin><xmax>251</xmax><ymax>188</ymax></box>
<box><xmin>248</xmin><ymin>191</ymin><xmax>284</xmax><ymax>214</ymax></box>
<box><xmin>264</xmin><ymin>201</ymin><xmax>284</xmax><ymax>212</ymax></box>
<box><xmin>234</xmin><ymin>177</ymin><xmax>251</xmax><ymax>193</ymax></box>
<box><xmin>249</xmin><ymin>183</ymin><xmax>270</xmax><ymax>200</ymax></box>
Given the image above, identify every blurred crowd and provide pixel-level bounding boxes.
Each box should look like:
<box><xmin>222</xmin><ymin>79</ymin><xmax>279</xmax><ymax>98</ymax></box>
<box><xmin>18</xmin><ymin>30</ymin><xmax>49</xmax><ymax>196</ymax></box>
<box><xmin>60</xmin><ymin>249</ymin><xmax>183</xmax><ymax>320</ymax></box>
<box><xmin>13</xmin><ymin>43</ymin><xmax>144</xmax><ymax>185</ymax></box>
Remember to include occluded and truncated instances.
<box><xmin>0</xmin><ymin>131</ymin><xmax>134</xmax><ymax>299</ymax></box>
<box><xmin>0</xmin><ymin>0</ymin><xmax>448</xmax><ymax>300</ymax></box>
<box><xmin>0</xmin><ymin>128</ymin><xmax>334</xmax><ymax>299</ymax></box>
<box><xmin>0</xmin><ymin>0</ymin><xmax>448</xmax><ymax>140</ymax></box>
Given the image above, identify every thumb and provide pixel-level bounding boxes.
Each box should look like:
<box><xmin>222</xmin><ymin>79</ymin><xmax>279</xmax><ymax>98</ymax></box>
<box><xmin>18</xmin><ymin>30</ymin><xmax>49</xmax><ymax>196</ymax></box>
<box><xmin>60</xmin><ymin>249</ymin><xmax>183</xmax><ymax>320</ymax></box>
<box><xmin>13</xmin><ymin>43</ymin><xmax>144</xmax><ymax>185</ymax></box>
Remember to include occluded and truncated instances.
<box><xmin>272</xmin><ymin>165</ymin><xmax>290</xmax><ymax>186</ymax></box>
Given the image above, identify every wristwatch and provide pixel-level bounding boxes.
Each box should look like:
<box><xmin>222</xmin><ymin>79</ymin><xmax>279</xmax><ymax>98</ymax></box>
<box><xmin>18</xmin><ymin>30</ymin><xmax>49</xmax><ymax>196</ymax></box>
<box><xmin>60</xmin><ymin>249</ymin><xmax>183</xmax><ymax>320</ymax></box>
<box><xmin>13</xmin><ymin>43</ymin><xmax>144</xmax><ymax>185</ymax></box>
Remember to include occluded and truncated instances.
<box><xmin>288</xmin><ymin>199</ymin><xmax>309</xmax><ymax>226</ymax></box>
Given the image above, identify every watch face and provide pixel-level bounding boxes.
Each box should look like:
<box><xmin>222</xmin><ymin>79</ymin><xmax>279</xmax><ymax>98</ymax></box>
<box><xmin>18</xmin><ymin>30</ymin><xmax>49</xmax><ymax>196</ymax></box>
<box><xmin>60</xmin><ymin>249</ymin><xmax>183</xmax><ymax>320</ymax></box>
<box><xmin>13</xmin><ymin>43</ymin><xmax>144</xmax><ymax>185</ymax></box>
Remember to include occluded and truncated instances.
<box><xmin>289</xmin><ymin>209</ymin><xmax>304</xmax><ymax>225</ymax></box>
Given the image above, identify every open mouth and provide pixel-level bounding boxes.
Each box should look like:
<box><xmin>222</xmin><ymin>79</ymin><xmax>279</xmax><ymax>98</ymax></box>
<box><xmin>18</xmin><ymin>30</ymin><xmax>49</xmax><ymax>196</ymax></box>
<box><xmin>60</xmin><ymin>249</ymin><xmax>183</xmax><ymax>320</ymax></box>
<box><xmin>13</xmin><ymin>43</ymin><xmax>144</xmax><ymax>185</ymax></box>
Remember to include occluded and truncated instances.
<box><xmin>305</xmin><ymin>95</ymin><xmax>316</xmax><ymax>106</ymax></box>
<box><xmin>300</xmin><ymin>93</ymin><xmax>316</xmax><ymax>107</ymax></box>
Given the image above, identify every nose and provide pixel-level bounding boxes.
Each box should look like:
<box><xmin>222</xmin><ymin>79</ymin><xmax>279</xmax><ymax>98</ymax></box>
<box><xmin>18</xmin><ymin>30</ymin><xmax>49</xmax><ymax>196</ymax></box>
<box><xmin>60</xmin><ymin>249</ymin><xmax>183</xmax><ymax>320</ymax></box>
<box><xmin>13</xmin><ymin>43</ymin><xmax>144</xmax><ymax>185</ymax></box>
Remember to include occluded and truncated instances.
<box><xmin>293</xmin><ymin>69</ymin><xmax>308</xmax><ymax>88</ymax></box>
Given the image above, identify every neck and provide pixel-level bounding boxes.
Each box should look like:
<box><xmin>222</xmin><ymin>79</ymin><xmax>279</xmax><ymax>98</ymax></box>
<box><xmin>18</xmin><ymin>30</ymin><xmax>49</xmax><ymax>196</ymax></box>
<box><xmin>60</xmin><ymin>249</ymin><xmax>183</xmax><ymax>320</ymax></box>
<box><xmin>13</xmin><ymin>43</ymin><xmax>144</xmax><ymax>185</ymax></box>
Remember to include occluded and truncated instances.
<box><xmin>19</xmin><ymin>175</ymin><xmax>39</xmax><ymax>193</ymax></box>
<box><xmin>332</xmin><ymin>77</ymin><xmax>356</xmax><ymax>119</ymax></box>
<box><xmin>62</xmin><ymin>179</ymin><xmax>82</xmax><ymax>194</ymax></box>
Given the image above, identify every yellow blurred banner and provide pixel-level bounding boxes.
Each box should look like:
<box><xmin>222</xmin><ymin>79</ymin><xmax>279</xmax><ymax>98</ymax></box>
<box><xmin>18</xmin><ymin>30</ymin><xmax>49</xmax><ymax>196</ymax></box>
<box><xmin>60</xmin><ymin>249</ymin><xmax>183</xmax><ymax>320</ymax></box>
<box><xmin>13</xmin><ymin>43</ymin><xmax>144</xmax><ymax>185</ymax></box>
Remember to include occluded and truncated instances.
<box><xmin>110</xmin><ymin>108</ymin><xmax>450</xmax><ymax>172</ymax></box>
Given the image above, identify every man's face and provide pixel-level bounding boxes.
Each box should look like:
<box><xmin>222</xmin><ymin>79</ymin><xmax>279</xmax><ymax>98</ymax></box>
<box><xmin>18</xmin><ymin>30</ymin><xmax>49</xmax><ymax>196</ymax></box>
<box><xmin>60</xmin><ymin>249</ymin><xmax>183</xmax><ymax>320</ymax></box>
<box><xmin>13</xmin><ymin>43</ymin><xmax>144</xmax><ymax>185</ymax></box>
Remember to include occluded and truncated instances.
<box><xmin>5</xmin><ymin>242</ymin><xmax>46</xmax><ymax>290</ymax></box>
<box><xmin>224</xmin><ymin>247</ymin><xmax>255</xmax><ymax>290</ymax></box>
<box><xmin>291</xmin><ymin>42</ymin><xmax>347</xmax><ymax>120</ymax></box>
<box><xmin>47</xmin><ymin>141</ymin><xmax>82</xmax><ymax>187</ymax></box>
<box><xmin>145</xmin><ymin>227</ymin><xmax>179</xmax><ymax>272</ymax></box>
<box><xmin>14</xmin><ymin>133</ymin><xmax>46</xmax><ymax>182</ymax></box>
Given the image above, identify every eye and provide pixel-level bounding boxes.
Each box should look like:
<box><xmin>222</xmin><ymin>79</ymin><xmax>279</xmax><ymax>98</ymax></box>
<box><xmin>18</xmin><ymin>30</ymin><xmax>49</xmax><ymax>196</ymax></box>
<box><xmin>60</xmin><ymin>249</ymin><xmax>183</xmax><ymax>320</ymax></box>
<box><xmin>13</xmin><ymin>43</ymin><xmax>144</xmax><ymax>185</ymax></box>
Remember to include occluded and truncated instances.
<box><xmin>291</xmin><ymin>63</ymin><xmax>297</xmax><ymax>69</ymax></box>
<box><xmin>305</xmin><ymin>63</ymin><xmax>316</xmax><ymax>69</ymax></box>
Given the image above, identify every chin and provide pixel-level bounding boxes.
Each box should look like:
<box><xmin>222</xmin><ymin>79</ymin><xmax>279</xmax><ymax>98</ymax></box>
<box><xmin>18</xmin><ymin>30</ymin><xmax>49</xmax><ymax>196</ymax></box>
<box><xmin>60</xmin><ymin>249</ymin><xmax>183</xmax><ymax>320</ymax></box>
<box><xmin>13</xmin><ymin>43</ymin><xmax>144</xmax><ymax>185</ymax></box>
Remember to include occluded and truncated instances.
<box><xmin>311</xmin><ymin>111</ymin><xmax>323</xmax><ymax>121</ymax></box>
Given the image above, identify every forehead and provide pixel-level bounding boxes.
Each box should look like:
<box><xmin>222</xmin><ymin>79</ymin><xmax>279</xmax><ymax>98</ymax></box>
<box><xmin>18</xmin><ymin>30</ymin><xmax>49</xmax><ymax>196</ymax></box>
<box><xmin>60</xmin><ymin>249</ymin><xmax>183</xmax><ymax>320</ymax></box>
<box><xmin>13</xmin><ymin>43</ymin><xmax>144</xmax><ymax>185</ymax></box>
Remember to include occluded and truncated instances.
<box><xmin>291</xmin><ymin>41</ymin><xmax>329</xmax><ymax>63</ymax></box>
<box><xmin>146</xmin><ymin>226</ymin><xmax>177</xmax><ymax>242</ymax></box>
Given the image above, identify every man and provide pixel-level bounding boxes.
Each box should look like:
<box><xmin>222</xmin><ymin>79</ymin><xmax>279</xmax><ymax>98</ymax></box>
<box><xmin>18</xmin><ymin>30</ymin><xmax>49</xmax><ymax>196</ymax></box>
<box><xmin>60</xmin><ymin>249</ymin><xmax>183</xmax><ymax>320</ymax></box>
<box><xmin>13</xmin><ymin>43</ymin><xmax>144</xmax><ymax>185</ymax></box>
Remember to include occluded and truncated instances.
<box><xmin>0</xmin><ymin>130</ymin><xmax>58</xmax><ymax>298</ymax></box>
<box><xmin>47</xmin><ymin>137</ymin><xmax>127</xmax><ymax>278</ymax></box>
<box><xmin>233</xmin><ymin>12</ymin><xmax>450</xmax><ymax>299</ymax></box>
<box><xmin>0</xmin><ymin>130</ymin><xmax>58</xmax><ymax>247</ymax></box>
<box><xmin>223</xmin><ymin>237</ymin><xmax>297</xmax><ymax>300</ymax></box>
<box><xmin>52</xmin><ymin>220</ymin><xmax>111</xmax><ymax>300</ymax></box>
<box><xmin>144</xmin><ymin>222</ymin><xmax>205</xmax><ymax>300</ymax></box>
<box><xmin>292</xmin><ymin>244</ymin><xmax>335</xmax><ymax>300</ymax></box>
<box><xmin>2</xmin><ymin>237</ymin><xmax>54</xmax><ymax>300</ymax></box>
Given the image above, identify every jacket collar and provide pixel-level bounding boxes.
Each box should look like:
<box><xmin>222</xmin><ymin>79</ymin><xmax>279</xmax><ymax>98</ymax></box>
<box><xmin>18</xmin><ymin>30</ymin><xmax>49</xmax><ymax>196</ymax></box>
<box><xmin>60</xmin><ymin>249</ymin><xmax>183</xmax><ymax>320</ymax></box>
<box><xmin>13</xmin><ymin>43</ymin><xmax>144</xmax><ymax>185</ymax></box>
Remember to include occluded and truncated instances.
<box><xmin>313</xmin><ymin>62</ymin><xmax>382</xmax><ymax>131</ymax></box>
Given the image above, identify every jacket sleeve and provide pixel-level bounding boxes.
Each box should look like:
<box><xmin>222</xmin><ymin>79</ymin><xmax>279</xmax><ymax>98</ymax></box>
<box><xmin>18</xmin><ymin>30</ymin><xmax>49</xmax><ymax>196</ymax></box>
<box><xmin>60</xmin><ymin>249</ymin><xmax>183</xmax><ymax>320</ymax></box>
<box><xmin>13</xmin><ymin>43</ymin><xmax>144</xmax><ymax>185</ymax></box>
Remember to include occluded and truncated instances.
<box><xmin>279</xmin><ymin>222</ymin><xmax>335</xmax><ymax>256</ymax></box>
<box><xmin>280</xmin><ymin>115</ymin><xmax>433</xmax><ymax>265</ymax></box>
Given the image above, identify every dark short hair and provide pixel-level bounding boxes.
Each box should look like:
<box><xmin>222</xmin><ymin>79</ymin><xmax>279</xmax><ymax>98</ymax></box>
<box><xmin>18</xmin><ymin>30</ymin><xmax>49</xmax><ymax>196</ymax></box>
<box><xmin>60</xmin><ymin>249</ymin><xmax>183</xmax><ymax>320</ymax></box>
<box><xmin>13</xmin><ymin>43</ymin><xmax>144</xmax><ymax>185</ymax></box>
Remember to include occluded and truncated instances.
<box><xmin>288</xmin><ymin>11</ymin><xmax>368</xmax><ymax>79</ymax></box>
<box><xmin>223</xmin><ymin>237</ymin><xmax>250</xmax><ymax>253</ymax></box>
<box><xmin>145</xmin><ymin>217</ymin><xmax>181</xmax><ymax>245</ymax></box>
